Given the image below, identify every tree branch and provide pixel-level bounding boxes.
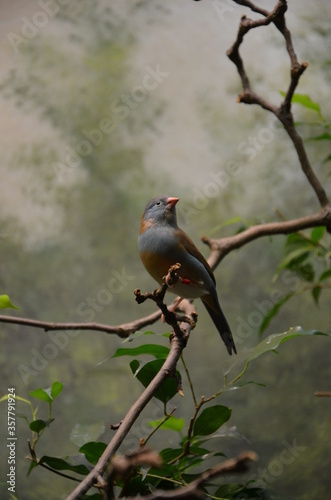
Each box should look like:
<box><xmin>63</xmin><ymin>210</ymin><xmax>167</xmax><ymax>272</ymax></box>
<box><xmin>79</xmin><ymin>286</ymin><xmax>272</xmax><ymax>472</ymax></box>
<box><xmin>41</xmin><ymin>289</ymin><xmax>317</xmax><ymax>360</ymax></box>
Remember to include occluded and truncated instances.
<box><xmin>227</xmin><ymin>0</ymin><xmax>330</xmax><ymax>208</ymax></box>
<box><xmin>130</xmin><ymin>451</ymin><xmax>258</xmax><ymax>500</ymax></box>
<box><xmin>204</xmin><ymin>207</ymin><xmax>331</xmax><ymax>268</ymax></box>
<box><xmin>315</xmin><ymin>391</ymin><xmax>331</xmax><ymax>398</ymax></box>
<box><xmin>0</xmin><ymin>311</ymin><xmax>161</xmax><ymax>339</ymax></box>
<box><xmin>0</xmin><ymin>266</ymin><xmax>196</xmax><ymax>340</ymax></box>
<box><xmin>66</xmin><ymin>267</ymin><xmax>196</xmax><ymax>500</ymax></box>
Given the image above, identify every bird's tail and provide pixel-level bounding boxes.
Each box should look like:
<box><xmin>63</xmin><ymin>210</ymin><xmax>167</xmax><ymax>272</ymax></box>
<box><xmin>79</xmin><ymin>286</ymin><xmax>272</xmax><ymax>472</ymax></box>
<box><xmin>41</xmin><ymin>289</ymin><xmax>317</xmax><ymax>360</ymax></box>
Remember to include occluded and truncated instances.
<box><xmin>202</xmin><ymin>294</ymin><xmax>237</xmax><ymax>356</ymax></box>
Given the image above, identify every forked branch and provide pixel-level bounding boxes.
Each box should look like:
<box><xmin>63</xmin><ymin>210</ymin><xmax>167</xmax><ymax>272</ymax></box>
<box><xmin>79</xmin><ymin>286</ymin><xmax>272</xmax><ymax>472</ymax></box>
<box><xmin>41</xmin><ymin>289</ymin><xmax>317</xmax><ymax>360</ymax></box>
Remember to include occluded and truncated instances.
<box><xmin>227</xmin><ymin>0</ymin><xmax>329</xmax><ymax>208</ymax></box>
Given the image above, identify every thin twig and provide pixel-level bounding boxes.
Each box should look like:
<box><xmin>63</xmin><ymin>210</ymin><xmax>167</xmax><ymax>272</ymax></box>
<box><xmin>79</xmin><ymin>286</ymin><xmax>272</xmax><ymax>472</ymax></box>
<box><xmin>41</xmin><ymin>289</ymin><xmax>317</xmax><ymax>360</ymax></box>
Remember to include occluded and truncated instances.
<box><xmin>141</xmin><ymin>407</ymin><xmax>177</xmax><ymax>448</ymax></box>
<box><xmin>27</xmin><ymin>460</ymin><xmax>82</xmax><ymax>483</ymax></box>
<box><xmin>130</xmin><ymin>451</ymin><xmax>258</xmax><ymax>500</ymax></box>
<box><xmin>180</xmin><ymin>353</ymin><xmax>197</xmax><ymax>407</ymax></box>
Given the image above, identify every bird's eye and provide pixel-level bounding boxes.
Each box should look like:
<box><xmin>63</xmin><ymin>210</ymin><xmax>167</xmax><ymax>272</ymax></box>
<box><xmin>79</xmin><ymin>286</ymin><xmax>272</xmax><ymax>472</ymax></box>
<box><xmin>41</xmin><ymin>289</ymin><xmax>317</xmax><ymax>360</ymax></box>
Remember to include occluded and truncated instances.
<box><xmin>155</xmin><ymin>201</ymin><xmax>161</xmax><ymax>206</ymax></box>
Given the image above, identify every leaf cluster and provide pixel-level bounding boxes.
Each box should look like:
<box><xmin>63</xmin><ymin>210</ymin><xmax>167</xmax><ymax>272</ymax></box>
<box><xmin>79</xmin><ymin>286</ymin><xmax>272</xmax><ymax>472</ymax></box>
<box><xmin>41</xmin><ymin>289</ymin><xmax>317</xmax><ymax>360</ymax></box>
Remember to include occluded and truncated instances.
<box><xmin>261</xmin><ymin>226</ymin><xmax>331</xmax><ymax>333</ymax></box>
<box><xmin>1</xmin><ymin>328</ymin><xmax>328</xmax><ymax>499</ymax></box>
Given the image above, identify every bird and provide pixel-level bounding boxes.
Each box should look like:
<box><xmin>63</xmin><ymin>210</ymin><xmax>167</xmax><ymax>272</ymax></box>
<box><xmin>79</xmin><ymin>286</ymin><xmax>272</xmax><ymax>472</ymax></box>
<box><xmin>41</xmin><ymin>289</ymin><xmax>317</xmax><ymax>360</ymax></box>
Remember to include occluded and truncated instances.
<box><xmin>138</xmin><ymin>195</ymin><xmax>236</xmax><ymax>355</ymax></box>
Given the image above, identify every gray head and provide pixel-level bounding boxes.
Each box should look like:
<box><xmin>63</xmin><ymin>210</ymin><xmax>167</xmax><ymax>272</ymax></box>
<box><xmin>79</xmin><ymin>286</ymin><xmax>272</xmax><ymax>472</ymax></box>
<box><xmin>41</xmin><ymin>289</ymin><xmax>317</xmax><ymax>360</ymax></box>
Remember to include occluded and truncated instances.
<box><xmin>141</xmin><ymin>195</ymin><xmax>179</xmax><ymax>228</ymax></box>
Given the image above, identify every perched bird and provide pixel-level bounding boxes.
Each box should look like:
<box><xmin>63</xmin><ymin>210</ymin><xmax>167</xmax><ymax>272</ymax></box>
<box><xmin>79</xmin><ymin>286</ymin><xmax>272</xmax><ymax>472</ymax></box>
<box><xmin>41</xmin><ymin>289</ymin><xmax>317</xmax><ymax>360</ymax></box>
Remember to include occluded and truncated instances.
<box><xmin>138</xmin><ymin>195</ymin><xmax>236</xmax><ymax>355</ymax></box>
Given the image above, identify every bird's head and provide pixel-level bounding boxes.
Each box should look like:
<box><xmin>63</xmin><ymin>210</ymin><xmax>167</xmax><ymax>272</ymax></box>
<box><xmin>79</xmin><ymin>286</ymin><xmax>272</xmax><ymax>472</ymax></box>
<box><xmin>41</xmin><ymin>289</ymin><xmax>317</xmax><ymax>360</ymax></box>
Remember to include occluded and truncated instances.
<box><xmin>140</xmin><ymin>195</ymin><xmax>179</xmax><ymax>230</ymax></box>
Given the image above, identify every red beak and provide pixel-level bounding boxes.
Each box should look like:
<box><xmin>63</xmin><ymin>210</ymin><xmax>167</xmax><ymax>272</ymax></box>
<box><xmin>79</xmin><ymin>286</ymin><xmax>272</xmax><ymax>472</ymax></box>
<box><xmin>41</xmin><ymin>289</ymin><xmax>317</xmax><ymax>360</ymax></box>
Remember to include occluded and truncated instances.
<box><xmin>166</xmin><ymin>197</ymin><xmax>179</xmax><ymax>208</ymax></box>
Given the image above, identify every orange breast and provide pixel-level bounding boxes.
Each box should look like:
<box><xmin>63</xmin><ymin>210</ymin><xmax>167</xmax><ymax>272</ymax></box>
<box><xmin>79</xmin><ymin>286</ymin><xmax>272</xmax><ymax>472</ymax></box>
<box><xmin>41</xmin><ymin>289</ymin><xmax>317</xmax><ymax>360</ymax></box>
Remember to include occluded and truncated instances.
<box><xmin>140</xmin><ymin>250</ymin><xmax>177</xmax><ymax>285</ymax></box>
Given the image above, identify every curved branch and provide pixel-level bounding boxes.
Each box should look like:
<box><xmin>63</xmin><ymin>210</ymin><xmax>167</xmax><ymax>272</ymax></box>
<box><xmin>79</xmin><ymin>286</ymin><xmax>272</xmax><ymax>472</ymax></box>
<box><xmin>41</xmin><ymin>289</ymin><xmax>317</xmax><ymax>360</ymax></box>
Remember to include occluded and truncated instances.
<box><xmin>227</xmin><ymin>0</ymin><xmax>330</xmax><ymax>208</ymax></box>
<box><xmin>204</xmin><ymin>207</ymin><xmax>331</xmax><ymax>268</ymax></box>
<box><xmin>0</xmin><ymin>310</ymin><xmax>161</xmax><ymax>339</ymax></box>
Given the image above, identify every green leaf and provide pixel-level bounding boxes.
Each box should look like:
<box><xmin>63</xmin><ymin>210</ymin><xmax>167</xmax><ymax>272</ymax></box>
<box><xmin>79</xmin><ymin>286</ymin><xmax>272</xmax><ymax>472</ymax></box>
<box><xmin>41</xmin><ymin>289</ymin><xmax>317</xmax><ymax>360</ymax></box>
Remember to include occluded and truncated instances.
<box><xmin>30</xmin><ymin>388</ymin><xmax>52</xmax><ymax>404</ymax></box>
<box><xmin>130</xmin><ymin>359</ymin><xmax>181</xmax><ymax>404</ymax></box>
<box><xmin>297</xmin><ymin>263</ymin><xmax>315</xmax><ymax>282</ymax></box>
<box><xmin>285</xmin><ymin>233</ymin><xmax>308</xmax><ymax>248</ymax></box>
<box><xmin>215</xmin><ymin>483</ymin><xmax>245</xmax><ymax>497</ymax></box>
<box><xmin>311</xmin><ymin>226</ymin><xmax>326</xmax><ymax>243</ymax></box>
<box><xmin>27</xmin><ymin>460</ymin><xmax>39</xmax><ymax>476</ymax></box>
<box><xmin>187</xmin><ymin>446</ymin><xmax>211</xmax><ymax>457</ymax></box>
<box><xmin>148</xmin><ymin>416</ymin><xmax>185</xmax><ymax>432</ymax></box>
<box><xmin>323</xmin><ymin>153</ymin><xmax>331</xmax><ymax>164</ymax></box>
<box><xmin>51</xmin><ymin>381</ymin><xmax>63</xmax><ymax>400</ymax></box>
<box><xmin>312</xmin><ymin>286</ymin><xmax>322</xmax><ymax>305</ymax></box>
<box><xmin>278</xmin><ymin>248</ymin><xmax>312</xmax><ymax>271</ymax></box>
<box><xmin>225</xmin><ymin>327</ymin><xmax>329</xmax><ymax>385</ymax></box>
<box><xmin>39</xmin><ymin>456</ymin><xmax>90</xmax><ymax>475</ymax></box>
<box><xmin>275</xmin><ymin>246</ymin><xmax>315</xmax><ymax>283</ymax></box>
<box><xmin>308</xmin><ymin>132</ymin><xmax>331</xmax><ymax>141</ymax></box>
<box><xmin>0</xmin><ymin>394</ymin><xmax>32</xmax><ymax>406</ymax></box>
<box><xmin>30</xmin><ymin>420</ymin><xmax>46</xmax><ymax>433</ymax></box>
<box><xmin>113</xmin><ymin>344</ymin><xmax>170</xmax><ymax>359</ymax></box>
<box><xmin>79</xmin><ymin>442</ymin><xmax>107</xmax><ymax>466</ymax></box>
<box><xmin>146</xmin><ymin>464</ymin><xmax>177</xmax><ymax>482</ymax></box>
<box><xmin>319</xmin><ymin>268</ymin><xmax>331</xmax><ymax>282</ymax></box>
<box><xmin>30</xmin><ymin>382</ymin><xmax>63</xmax><ymax>404</ymax></box>
<box><xmin>0</xmin><ymin>294</ymin><xmax>19</xmax><ymax>310</ymax></box>
<box><xmin>29</xmin><ymin>419</ymin><xmax>53</xmax><ymax>433</ymax></box>
<box><xmin>160</xmin><ymin>448</ymin><xmax>184</xmax><ymax>464</ymax></box>
<box><xmin>281</xmin><ymin>92</ymin><xmax>322</xmax><ymax>115</ymax></box>
<box><xmin>193</xmin><ymin>405</ymin><xmax>232</xmax><ymax>437</ymax></box>
<box><xmin>177</xmin><ymin>447</ymin><xmax>212</xmax><ymax>471</ymax></box>
<box><xmin>259</xmin><ymin>292</ymin><xmax>293</xmax><ymax>334</ymax></box>
<box><xmin>283</xmin><ymin>231</ymin><xmax>317</xmax><ymax>254</ymax></box>
<box><xmin>130</xmin><ymin>359</ymin><xmax>140</xmax><ymax>375</ymax></box>
<box><xmin>178</xmin><ymin>455</ymin><xmax>205</xmax><ymax>472</ymax></box>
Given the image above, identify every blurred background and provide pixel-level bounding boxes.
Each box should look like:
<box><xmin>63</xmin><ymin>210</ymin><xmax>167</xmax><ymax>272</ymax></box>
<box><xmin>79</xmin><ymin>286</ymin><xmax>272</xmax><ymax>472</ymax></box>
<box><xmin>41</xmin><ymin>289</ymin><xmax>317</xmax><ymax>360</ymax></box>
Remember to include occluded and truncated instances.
<box><xmin>0</xmin><ymin>1</ymin><xmax>330</xmax><ymax>498</ymax></box>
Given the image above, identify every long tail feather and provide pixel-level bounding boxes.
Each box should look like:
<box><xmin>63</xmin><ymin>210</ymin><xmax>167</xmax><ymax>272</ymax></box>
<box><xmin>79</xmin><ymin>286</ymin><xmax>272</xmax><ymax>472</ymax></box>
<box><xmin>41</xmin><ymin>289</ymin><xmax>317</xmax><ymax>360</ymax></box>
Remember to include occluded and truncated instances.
<box><xmin>202</xmin><ymin>295</ymin><xmax>237</xmax><ymax>356</ymax></box>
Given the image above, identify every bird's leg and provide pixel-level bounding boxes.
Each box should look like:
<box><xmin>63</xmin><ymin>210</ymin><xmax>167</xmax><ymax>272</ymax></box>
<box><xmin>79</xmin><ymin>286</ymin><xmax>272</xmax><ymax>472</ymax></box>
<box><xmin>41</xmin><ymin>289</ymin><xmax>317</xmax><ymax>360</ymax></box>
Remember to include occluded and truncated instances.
<box><xmin>170</xmin><ymin>296</ymin><xmax>184</xmax><ymax>311</ymax></box>
<box><xmin>161</xmin><ymin>297</ymin><xmax>184</xmax><ymax>323</ymax></box>
<box><xmin>165</xmin><ymin>273</ymin><xmax>192</xmax><ymax>287</ymax></box>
